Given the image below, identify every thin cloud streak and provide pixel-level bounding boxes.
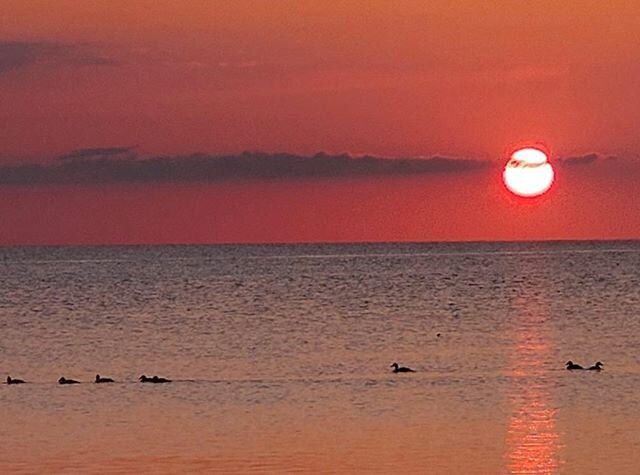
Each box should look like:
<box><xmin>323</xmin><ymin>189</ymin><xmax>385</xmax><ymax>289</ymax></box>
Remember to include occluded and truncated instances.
<box><xmin>59</xmin><ymin>147</ymin><xmax>137</xmax><ymax>161</ymax></box>
<box><xmin>0</xmin><ymin>40</ymin><xmax>118</xmax><ymax>75</ymax></box>
<box><xmin>0</xmin><ymin>151</ymin><xmax>493</xmax><ymax>185</ymax></box>
<box><xmin>556</xmin><ymin>153</ymin><xmax>610</xmax><ymax>166</ymax></box>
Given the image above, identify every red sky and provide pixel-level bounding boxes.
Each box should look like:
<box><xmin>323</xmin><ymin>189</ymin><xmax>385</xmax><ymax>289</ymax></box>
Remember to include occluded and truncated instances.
<box><xmin>1</xmin><ymin>1</ymin><xmax>640</xmax><ymax>244</ymax></box>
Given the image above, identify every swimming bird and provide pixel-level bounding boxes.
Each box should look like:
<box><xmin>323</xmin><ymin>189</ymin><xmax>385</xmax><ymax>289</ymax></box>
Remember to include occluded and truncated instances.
<box><xmin>58</xmin><ymin>376</ymin><xmax>80</xmax><ymax>384</ymax></box>
<box><xmin>139</xmin><ymin>375</ymin><xmax>172</xmax><ymax>383</ymax></box>
<box><xmin>587</xmin><ymin>361</ymin><xmax>604</xmax><ymax>371</ymax></box>
<box><xmin>95</xmin><ymin>374</ymin><xmax>115</xmax><ymax>383</ymax></box>
<box><xmin>6</xmin><ymin>376</ymin><xmax>25</xmax><ymax>384</ymax></box>
<box><xmin>565</xmin><ymin>361</ymin><xmax>584</xmax><ymax>370</ymax></box>
<box><xmin>390</xmin><ymin>362</ymin><xmax>416</xmax><ymax>373</ymax></box>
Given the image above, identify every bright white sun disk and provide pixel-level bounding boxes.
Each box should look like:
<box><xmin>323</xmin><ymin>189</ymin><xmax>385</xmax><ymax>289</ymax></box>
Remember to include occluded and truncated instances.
<box><xmin>503</xmin><ymin>147</ymin><xmax>554</xmax><ymax>197</ymax></box>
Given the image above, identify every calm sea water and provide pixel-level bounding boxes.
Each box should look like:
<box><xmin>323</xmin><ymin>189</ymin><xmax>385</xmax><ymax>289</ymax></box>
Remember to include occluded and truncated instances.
<box><xmin>1</xmin><ymin>242</ymin><xmax>640</xmax><ymax>474</ymax></box>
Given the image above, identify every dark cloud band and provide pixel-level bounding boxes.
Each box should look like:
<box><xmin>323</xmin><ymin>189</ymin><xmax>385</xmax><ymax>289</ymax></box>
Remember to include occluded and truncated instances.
<box><xmin>0</xmin><ymin>150</ymin><xmax>492</xmax><ymax>185</ymax></box>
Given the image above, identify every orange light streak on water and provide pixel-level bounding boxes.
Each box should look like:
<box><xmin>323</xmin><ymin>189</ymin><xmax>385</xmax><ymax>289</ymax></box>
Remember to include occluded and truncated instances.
<box><xmin>506</xmin><ymin>294</ymin><xmax>563</xmax><ymax>474</ymax></box>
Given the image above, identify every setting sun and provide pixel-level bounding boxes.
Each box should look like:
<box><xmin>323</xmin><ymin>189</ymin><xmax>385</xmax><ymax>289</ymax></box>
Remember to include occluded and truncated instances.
<box><xmin>503</xmin><ymin>148</ymin><xmax>555</xmax><ymax>198</ymax></box>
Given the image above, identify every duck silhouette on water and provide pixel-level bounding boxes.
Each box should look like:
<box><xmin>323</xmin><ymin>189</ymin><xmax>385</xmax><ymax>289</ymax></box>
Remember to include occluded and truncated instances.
<box><xmin>6</xmin><ymin>376</ymin><xmax>25</xmax><ymax>385</ymax></box>
<box><xmin>58</xmin><ymin>377</ymin><xmax>80</xmax><ymax>384</ymax></box>
<box><xmin>587</xmin><ymin>361</ymin><xmax>604</xmax><ymax>371</ymax></box>
<box><xmin>565</xmin><ymin>361</ymin><xmax>584</xmax><ymax>370</ymax></box>
<box><xmin>139</xmin><ymin>375</ymin><xmax>171</xmax><ymax>383</ymax></box>
<box><xmin>390</xmin><ymin>363</ymin><xmax>416</xmax><ymax>373</ymax></box>
<box><xmin>95</xmin><ymin>374</ymin><xmax>115</xmax><ymax>383</ymax></box>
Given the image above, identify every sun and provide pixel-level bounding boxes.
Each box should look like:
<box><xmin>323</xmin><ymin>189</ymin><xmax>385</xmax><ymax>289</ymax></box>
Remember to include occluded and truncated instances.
<box><xmin>503</xmin><ymin>147</ymin><xmax>554</xmax><ymax>197</ymax></box>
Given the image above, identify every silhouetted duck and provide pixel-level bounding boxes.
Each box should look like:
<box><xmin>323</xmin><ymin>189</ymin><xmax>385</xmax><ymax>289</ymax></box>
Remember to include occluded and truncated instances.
<box><xmin>565</xmin><ymin>361</ymin><xmax>584</xmax><ymax>370</ymax></box>
<box><xmin>390</xmin><ymin>363</ymin><xmax>416</xmax><ymax>373</ymax></box>
<box><xmin>139</xmin><ymin>375</ymin><xmax>171</xmax><ymax>383</ymax></box>
<box><xmin>95</xmin><ymin>374</ymin><xmax>115</xmax><ymax>383</ymax></box>
<box><xmin>587</xmin><ymin>361</ymin><xmax>604</xmax><ymax>371</ymax></box>
<box><xmin>58</xmin><ymin>377</ymin><xmax>80</xmax><ymax>384</ymax></box>
<box><xmin>6</xmin><ymin>376</ymin><xmax>25</xmax><ymax>384</ymax></box>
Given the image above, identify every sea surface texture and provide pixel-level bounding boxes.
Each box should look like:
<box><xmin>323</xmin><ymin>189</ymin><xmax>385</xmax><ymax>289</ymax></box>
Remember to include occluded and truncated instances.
<box><xmin>1</xmin><ymin>242</ymin><xmax>639</xmax><ymax>474</ymax></box>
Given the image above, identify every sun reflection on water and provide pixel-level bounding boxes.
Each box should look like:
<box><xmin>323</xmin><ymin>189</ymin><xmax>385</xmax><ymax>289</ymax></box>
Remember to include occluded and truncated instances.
<box><xmin>507</xmin><ymin>386</ymin><xmax>560</xmax><ymax>474</ymax></box>
<box><xmin>506</xmin><ymin>296</ymin><xmax>563</xmax><ymax>474</ymax></box>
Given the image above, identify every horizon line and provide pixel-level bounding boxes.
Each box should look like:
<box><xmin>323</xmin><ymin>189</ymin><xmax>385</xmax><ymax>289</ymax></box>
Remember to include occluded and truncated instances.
<box><xmin>2</xmin><ymin>237</ymin><xmax>640</xmax><ymax>249</ymax></box>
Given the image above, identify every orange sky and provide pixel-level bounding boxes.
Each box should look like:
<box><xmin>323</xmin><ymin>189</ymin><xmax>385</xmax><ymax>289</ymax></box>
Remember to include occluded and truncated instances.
<box><xmin>1</xmin><ymin>1</ymin><xmax>640</xmax><ymax>244</ymax></box>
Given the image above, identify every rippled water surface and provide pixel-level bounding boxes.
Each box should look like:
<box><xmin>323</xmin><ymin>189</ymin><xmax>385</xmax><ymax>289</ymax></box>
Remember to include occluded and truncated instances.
<box><xmin>1</xmin><ymin>242</ymin><xmax>640</xmax><ymax>473</ymax></box>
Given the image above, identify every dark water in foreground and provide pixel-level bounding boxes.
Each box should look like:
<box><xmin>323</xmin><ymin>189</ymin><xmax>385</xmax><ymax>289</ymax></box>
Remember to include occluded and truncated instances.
<box><xmin>1</xmin><ymin>242</ymin><xmax>640</xmax><ymax>474</ymax></box>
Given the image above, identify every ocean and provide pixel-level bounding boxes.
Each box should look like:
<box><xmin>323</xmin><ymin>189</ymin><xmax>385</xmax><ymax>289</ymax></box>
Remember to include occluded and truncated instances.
<box><xmin>1</xmin><ymin>242</ymin><xmax>639</xmax><ymax>473</ymax></box>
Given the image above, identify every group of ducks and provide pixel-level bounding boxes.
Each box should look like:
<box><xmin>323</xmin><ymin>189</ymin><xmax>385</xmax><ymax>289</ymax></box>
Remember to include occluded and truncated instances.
<box><xmin>565</xmin><ymin>361</ymin><xmax>604</xmax><ymax>371</ymax></box>
<box><xmin>6</xmin><ymin>374</ymin><xmax>172</xmax><ymax>385</ymax></box>
<box><xmin>5</xmin><ymin>362</ymin><xmax>604</xmax><ymax>384</ymax></box>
